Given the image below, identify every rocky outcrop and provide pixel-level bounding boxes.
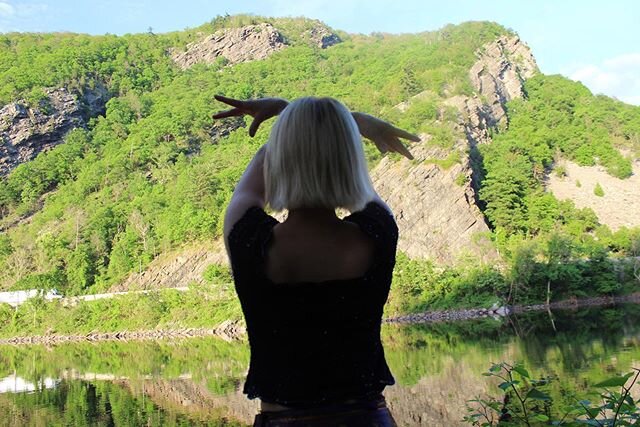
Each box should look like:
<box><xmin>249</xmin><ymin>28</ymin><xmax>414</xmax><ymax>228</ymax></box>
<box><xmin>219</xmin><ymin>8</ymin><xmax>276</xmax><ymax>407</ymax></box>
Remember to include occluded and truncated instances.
<box><xmin>172</xmin><ymin>23</ymin><xmax>287</xmax><ymax>70</ymax></box>
<box><xmin>468</xmin><ymin>35</ymin><xmax>538</xmax><ymax>131</ymax></box>
<box><xmin>443</xmin><ymin>36</ymin><xmax>538</xmax><ymax>149</ymax></box>
<box><xmin>109</xmin><ymin>243</ymin><xmax>228</xmax><ymax>292</ymax></box>
<box><xmin>0</xmin><ymin>85</ymin><xmax>109</xmax><ymax>177</ymax></box>
<box><xmin>304</xmin><ymin>25</ymin><xmax>341</xmax><ymax>48</ymax></box>
<box><xmin>371</xmin><ymin>35</ymin><xmax>537</xmax><ymax>263</ymax></box>
<box><xmin>370</xmin><ymin>136</ymin><xmax>495</xmax><ymax>263</ymax></box>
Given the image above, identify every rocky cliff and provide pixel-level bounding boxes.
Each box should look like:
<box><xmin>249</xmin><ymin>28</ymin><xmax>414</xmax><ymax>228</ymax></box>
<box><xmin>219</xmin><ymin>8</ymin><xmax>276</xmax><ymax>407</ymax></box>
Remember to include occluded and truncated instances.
<box><xmin>0</xmin><ymin>85</ymin><xmax>108</xmax><ymax>177</ymax></box>
<box><xmin>370</xmin><ymin>136</ymin><xmax>495</xmax><ymax>263</ymax></box>
<box><xmin>172</xmin><ymin>22</ymin><xmax>341</xmax><ymax>70</ymax></box>
<box><xmin>172</xmin><ymin>23</ymin><xmax>287</xmax><ymax>70</ymax></box>
<box><xmin>371</xmin><ymin>35</ymin><xmax>537</xmax><ymax>263</ymax></box>
<box><xmin>109</xmin><ymin>242</ymin><xmax>228</xmax><ymax>292</ymax></box>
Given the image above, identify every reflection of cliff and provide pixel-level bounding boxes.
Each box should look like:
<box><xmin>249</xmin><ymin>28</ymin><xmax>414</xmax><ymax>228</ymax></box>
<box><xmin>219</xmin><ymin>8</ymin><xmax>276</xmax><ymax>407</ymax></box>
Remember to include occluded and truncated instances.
<box><xmin>123</xmin><ymin>366</ymin><xmax>493</xmax><ymax>427</ymax></box>
<box><xmin>386</xmin><ymin>361</ymin><xmax>495</xmax><ymax>426</ymax></box>
<box><xmin>4</xmin><ymin>306</ymin><xmax>640</xmax><ymax>425</ymax></box>
<box><xmin>125</xmin><ymin>378</ymin><xmax>257</xmax><ymax>426</ymax></box>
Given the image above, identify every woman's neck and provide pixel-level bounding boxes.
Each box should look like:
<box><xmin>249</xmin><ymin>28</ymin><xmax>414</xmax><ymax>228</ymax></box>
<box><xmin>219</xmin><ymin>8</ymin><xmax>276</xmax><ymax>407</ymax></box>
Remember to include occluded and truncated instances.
<box><xmin>286</xmin><ymin>207</ymin><xmax>338</xmax><ymax>224</ymax></box>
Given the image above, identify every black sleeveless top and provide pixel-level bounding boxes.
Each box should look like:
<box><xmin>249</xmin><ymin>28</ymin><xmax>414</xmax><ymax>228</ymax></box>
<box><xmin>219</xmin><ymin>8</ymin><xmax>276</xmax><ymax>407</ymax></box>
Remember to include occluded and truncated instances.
<box><xmin>227</xmin><ymin>202</ymin><xmax>397</xmax><ymax>407</ymax></box>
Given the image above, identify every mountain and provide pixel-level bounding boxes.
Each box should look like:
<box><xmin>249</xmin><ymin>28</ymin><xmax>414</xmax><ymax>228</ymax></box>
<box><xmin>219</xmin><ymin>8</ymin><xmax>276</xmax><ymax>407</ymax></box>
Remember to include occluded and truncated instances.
<box><xmin>0</xmin><ymin>15</ymin><xmax>638</xmax><ymax>297</ymax></box>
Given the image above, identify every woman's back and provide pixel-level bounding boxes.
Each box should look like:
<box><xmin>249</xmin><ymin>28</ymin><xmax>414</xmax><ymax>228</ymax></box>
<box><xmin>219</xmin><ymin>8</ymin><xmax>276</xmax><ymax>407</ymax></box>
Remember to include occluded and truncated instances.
<box><xmin>265</xmin><ymin>209</ymin><xmax>375</xmax><ymax>284</ymax></box>
<box><xmin>227</xmin><ymin>202</ymin><xmax>398</xmax><ymax>407</ymax></box>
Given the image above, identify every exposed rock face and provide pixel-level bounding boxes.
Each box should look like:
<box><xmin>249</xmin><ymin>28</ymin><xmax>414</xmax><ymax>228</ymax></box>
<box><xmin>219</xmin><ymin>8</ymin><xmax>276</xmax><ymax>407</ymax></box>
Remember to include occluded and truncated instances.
<box><xmin>442</xmin><ymin>36</ymin><xmax>539</xmax><ymax>150</ymax></box>
<box><xmin>371</xmin><ymin>35</ymin><xmax>537</xmax><ymax>262</ymax></box>
<box><xmin>172</xmin><ymin>23</ymin><xmax>287</xmax><ymax>70</ymax></box>
<box><xmin>468</xmin><ymin>35</ymin><xmax>538</xmax><ymax>130</ymax></box>
<box><xmin>304</xmin><ymin>25</ymin><xmax>342</xmax><ymax>48</ymax></box>
<box><xmin>109</xmin><ymin>243</ymin><xmax>228</xmax><ymax>292</ymax></box>
<box><xmin>0</xmin><ymin>87</ymin><xmax>108</xmax><ymax>177</ymax></box>
<box><xmin>370</xmin><ymin>137</ymin><xmax>495</xmax><ymax>264</ymax></box>
<box><xmin>443</xmin><ymin>36</ymin><xmax>538</xmax><ymax>150</ymax></box>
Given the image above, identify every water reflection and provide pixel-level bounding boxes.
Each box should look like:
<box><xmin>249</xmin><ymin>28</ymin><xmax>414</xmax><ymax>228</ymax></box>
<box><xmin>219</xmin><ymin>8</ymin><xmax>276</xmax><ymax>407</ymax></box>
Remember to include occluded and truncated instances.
<box><xmin>0</xmin><ymin>305</ymin><xmax>639</xmax><ymax>426</ymax></box>
<box><xmin>0</xmin><ymin>374</ymin><xmax>58</xmax><ymax>393</ymax></box>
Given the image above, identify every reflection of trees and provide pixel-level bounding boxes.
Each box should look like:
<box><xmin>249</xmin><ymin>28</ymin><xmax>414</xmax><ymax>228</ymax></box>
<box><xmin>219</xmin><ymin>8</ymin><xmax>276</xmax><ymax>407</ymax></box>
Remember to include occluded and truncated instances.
<box><xmin>512</xmin><ymin>305</ymin><xmax>640</xmax><ymax>374</ymax></box>
<box><xmin>0</xmin><ymin>380</ymin><xmax>247</xmax><ymax>426</ymax></box>
<box><xmin>0</xmin><ymin>337</ymin><xmax>250</xmax><ymax>395</ymax></box>
<box><xmin>383</xmin><ymin>304</ymin><xmax>640</xmax><ymax>386</ymax></box>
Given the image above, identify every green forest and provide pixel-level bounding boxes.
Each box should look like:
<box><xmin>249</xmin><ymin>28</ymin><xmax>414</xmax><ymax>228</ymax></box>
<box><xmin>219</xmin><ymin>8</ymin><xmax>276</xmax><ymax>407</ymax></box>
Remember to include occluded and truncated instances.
<box><xmin>0</xmin><ymin>15</ymin><xmax>639</xmax><ymax>336</ymax></box>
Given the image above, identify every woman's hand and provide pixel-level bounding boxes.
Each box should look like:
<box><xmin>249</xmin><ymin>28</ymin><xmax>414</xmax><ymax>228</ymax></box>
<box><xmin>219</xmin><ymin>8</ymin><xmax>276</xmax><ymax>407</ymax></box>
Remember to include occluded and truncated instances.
<box><xmin>351</xmin><ymin>112</ymin><xmax>420</xmax><ymax>160</ymax></box>
<box><xmin>212</xmin><ymin>95</ymin><xmax>289</xmax><ymax>137</ymax></box>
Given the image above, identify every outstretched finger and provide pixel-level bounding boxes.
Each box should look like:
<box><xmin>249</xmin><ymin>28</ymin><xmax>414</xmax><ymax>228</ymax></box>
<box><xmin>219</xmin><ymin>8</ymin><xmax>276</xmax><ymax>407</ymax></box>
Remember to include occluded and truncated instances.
<box><xmin>372</xmin><ymin>139</ymin><xmax>389</xmax><ymax>154</ymax></box>
<box><xmin>248</xmin><ymin>119</ymin><xmax>261</xmax><ymax>137</ymax></box>
<box><xmin>392</xmin><ymin>126</ymin><xmax>421</xmax><ymax>142</ymax></box>
<box><xmin>212</xmin><ymin>107</ymin><xmax>242</xmax><ymax>119</ymax></box>
<box><xmin>248</xmin><ymin>112</ymin><xmax>268</xmax><ymax>137</ymax></box>
<box><xmin>387</xmin><ymin>137</ymin><xmax>414</xmax><ymax>160</ymax></box>
<box><xmin>214</xmin><ymin>94</ymin><xmax>246</xmax><ymax>108</ymax></box>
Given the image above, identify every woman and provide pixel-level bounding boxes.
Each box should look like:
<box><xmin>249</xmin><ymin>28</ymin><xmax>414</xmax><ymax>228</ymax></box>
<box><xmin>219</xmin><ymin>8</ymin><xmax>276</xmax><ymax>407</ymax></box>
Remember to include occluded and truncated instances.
<box><xmin>213</xmin><ymin>95</ymin><xmax>419</xmax><ymax>427</ymax></box>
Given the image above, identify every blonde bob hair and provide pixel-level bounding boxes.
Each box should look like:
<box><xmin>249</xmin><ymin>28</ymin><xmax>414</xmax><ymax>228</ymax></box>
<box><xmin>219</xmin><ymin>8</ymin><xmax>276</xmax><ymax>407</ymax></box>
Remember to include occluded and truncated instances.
<box><xmin>264</xmin><ymin>97</ymin><xmax>375</xmax><ymax>212</ymax></box>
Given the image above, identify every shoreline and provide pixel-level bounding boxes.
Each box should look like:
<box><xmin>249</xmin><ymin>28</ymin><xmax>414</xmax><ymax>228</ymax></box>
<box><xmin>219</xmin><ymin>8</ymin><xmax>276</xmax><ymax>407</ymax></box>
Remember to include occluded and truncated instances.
<box><xmin>0</xmin><ymin>320</ymin><xmax>245</xmax><ymax>346</ymax></box>
<box><xmin>384</xmin><ymin>292</ymin><xmax>640</xmax><ymax>324</ymax></box>
<box><xmin>2</xmin><ymin>294</ymin><xmax>639</xmax><ymax>346</ymax></box>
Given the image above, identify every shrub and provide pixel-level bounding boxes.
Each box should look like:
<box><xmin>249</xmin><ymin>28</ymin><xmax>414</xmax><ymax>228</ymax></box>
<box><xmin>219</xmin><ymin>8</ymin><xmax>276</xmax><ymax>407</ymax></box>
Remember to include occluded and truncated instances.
<box><xmin>594</xmin><ymin>182</ymin><xmax>605</xmax><ymax>197</ymax></box>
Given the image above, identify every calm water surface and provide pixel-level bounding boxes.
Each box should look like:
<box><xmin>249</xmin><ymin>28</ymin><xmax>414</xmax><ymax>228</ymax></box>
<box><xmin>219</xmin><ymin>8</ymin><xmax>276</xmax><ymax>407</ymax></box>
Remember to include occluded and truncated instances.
<box><xmin>1</xmin><ymin>304</ymin><xmax>639</xmax><ymax>426</ymax></box>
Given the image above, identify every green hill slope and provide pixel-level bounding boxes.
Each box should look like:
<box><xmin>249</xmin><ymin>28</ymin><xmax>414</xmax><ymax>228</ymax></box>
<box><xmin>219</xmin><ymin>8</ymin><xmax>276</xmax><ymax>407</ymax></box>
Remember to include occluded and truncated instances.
<box><xmin>0</xmin><ymin>16</ymin><xmax>638</xmax><ymax>312</ymax></box>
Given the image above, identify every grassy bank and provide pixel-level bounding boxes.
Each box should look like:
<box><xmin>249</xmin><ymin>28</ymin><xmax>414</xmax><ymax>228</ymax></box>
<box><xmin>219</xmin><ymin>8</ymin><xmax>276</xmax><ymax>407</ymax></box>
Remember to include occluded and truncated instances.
<box><xmin>0</xmin><ymin>285</ymin><xmax>241</xmax><ymax>339</ymax></box>
<box><xmin>1</xmin><ymin>252</ymin><xmax>638</xmax><ymax>339</ymax></box>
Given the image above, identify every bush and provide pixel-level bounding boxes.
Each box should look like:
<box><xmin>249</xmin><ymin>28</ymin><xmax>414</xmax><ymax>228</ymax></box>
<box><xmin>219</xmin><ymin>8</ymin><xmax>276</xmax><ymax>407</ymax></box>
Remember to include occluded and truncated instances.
<box><xmin>594</xmin><ymin>182</ymin><xmax>605</xmax><ymax>197</ymax></box>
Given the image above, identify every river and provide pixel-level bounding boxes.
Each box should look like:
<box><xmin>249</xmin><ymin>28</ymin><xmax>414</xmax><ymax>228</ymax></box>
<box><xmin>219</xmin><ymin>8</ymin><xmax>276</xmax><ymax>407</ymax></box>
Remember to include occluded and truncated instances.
<box><xmin>1</xmin><ymin>304</ymin><xmax>639</xmax><ymax>426</ymax></box>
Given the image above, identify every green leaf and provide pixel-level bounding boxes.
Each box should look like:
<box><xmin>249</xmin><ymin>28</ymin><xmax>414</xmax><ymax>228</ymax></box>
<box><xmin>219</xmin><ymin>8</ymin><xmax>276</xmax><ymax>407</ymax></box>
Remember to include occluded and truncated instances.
<box><xmin>585</xmin><ymin>408</ymin><xmax>600</xmax><ymax>418</ymax></box>
<box><xmin>498</xmin><ymin>381</ymin><xmax>511</xmax><ymax>391</ymax></box>
<box><xmin>594</xmin><ymin>372</ymin><xmax>633</xmax><ymax>388</ymax></box>
<box><xmin>489</xmin><ymin>363</ymin><xmax>502</xmax><ymax>373</ymax></box>
<box><xmin>513</xmin><ymin>366</ymin><xmax>530</xmax><ymax>378</ymax></box>
<box><xmin>526</xmin><ymin>388</ymin><xmax>551</xmax><ymax>401</ymax></box>
<box><xmin>534</xmin><ymin>414</ymin><xmax>549</xmax><ymax>421</ymax></box>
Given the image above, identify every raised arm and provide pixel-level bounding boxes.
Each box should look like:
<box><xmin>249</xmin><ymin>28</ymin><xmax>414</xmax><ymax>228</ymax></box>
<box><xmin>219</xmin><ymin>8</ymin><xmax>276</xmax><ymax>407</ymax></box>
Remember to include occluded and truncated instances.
<box><xmin>213</xmin><ymin>95</ymin><xmax>288</xmax><ymax>247</ymax></box>
<box><xmin>222</xmin><ymin>145</ymin><xmax>266</xmax><ymax>249</ymax></box>
<box><xmin>212</xmin><ymin>95</ymin><xmax>289</xmax><ymax>137</ymax></box>
<box><xmin>213</xmin><ymin>94</ymin><xmax>418</xmax><ymax>160</ymax></box>
<box><xmin>351</xmin><ymin>112</ymin><xmax>420</xmax><ymax>160</ymax></box>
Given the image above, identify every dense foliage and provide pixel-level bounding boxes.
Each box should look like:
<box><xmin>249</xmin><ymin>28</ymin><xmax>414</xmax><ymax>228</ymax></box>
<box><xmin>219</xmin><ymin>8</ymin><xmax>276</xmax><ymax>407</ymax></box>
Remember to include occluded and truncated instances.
<box><xmin>0</xmin><ymin>16</ymin><xmax>638</xmax><ymax>318</ymax></box>
<box><xmin>0</xmin><ymin>18</ymin><xmax>510</xmax><ymax>297</ymax></box>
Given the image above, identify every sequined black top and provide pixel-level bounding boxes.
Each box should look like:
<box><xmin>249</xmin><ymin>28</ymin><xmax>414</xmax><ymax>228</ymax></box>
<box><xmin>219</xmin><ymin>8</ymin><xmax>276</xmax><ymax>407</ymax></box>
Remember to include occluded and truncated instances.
<box><xmin>227</xmin><ymin>201</ymin><xmax>397</xmax><ymax>407</ymax></box>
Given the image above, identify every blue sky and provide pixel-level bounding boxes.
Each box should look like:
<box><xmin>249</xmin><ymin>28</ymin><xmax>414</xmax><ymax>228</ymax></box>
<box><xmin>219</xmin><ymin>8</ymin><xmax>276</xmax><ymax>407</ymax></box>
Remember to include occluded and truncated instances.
<box><xmin>1</xmin><ymin>0</ymin><xmax>639</xmax><ymax>105</ymax></box>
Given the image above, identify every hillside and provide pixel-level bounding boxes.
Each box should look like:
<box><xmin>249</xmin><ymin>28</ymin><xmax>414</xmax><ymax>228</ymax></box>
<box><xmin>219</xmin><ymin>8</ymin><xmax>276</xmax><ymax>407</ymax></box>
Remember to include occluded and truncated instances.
<box><xmin>0</xmin><ymin>15</ymin><xmax>639</xmax><ymax>306</ymax></box>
